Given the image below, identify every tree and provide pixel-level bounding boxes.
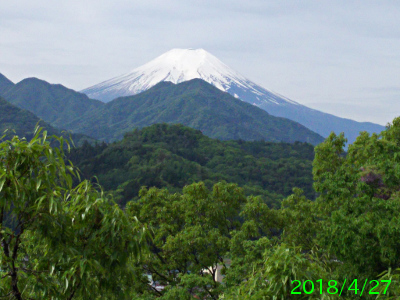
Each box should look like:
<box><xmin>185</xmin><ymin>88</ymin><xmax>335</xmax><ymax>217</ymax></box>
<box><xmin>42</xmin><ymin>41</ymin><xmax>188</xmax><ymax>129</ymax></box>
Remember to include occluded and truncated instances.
<box><xmin>313</xmin><ymin>120</ymin><xmax>400</xmax><ymax>279</ymax></box>
<box><xmin>0</xmin><ymin>128</ymin><xmax>147</xmax><ymax>299</ymax></box>
<box><xmin>221</xmin><ymin>191</ymin><xmax>338</xmax><ymax>299</ymax></box>
<box><xmin>125</xmin><ymin>181</ymin><xmax>246</xmax><ymax>299</ymax></box>
<box><xmin>222</xmin><ymin>244</ymin><xmax>336</xmax><ymax>300</ymax></box>
<box><xmin>224</xmin><ymin>118</ymin><xmax>400</xmax><ymax>299</ymax></box>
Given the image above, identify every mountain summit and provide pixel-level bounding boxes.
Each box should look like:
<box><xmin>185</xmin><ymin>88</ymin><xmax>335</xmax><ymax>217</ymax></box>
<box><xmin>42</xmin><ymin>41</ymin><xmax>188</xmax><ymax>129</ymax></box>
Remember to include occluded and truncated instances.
<box><xmin>0</xmin><ymin>73</ymin><xmax>15</xmax><ymax>96</ymax></box>
<box><xmin>81</xmin><ymin>48</ymin><xmax>296</xmax><ymax>106</ymax></box>
<box><xmin>81</xmin><ymin>48</ymin><xmax>384</xmax><ymax>143</ymax></box>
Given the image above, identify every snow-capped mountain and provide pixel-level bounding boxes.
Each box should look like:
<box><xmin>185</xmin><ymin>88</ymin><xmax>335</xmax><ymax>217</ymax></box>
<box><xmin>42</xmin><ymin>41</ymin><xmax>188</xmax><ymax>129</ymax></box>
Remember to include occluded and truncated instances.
<box><xmin>81</xmin><ymin>48</ymin><xmax>297</xmax><ymax>106</ymax></box>
<box><xmin>81</xmin><ymin>48</ymin><xmax>384</xmax><ymax>143</ymax></box>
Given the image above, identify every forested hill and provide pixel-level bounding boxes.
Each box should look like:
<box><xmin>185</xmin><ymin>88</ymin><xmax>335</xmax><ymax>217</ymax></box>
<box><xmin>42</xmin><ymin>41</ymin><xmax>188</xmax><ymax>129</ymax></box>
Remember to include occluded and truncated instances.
<box><xmin>69</xmin><ymin>123</ymin><xmax>316</xmax><ymax>207</ymax></box>
<box><xmin>2</xmin><ymin>77</ymin><xmax>104</xmax><ymax>129</ymax></box>
<box><xmin>65</xmin><ymin>79</ymin><xmax>324</xmax><ymax>145</ymax></box>
<box><xmin>0</xmin><ymin>73</ymin><xmax>14</xmax><ymax>96</ymax></box>
<box><xmin>0</xmin><ymin>97</ymin><xmax>96</xmax><ymax>145</ymax></box>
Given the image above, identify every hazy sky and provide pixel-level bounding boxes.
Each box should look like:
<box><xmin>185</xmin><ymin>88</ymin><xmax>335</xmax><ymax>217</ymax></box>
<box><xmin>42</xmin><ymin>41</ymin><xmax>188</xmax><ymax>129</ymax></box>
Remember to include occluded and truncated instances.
<box><xmin>1</xmin><ymin>1</ymin><xmax>399</xmax><ymax>125</ymax></box>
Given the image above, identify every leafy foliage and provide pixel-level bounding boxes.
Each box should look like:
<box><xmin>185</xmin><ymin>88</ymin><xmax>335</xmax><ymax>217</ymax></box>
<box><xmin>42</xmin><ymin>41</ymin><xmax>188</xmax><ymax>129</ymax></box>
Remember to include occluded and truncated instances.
<box><xmin>312</xmin><ymin>120</ymin><xmax>400</xmax><ymax>279</ymax></box>
<box><xmin>0</xmin><ymin>128</ymin><xmax>147</xmax><ymax>299</ymax></box>
<box><xmin>223</xmin><ymin>244</ymin><xmax>335</xmax><ymax>300</ymax></box>
<box><xmin>125</xmin><ymin>181</ymin><xmax>246</xmax><ymax>299</ymax></box>
<box><xmin>3</xmin><ymin>111</ymin><xmax>400</xmax><ymax>299</ymax></box>
<box><xmin>220</xmin><ymin>117</ymin><xmax>400</xmax><ymax>299</ymax></box>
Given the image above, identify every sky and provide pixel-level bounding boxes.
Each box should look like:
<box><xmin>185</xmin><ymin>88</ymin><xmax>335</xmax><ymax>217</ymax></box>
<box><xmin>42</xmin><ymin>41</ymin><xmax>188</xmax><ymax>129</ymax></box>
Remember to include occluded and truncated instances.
<box><xmin>0</xmin><ymin>0</ymin><xmax>399</xmax><ymax>125</ymax></box>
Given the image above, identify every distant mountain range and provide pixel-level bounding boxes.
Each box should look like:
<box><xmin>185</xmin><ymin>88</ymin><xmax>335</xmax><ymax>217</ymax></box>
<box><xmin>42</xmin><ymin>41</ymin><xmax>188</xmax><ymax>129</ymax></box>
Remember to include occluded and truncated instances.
<box><xmin>0</xmin><ymin>73</ymin><xmax>14</xmax><ymax>96</ymax></box>
<box><xmin>0</xmin><ymin>96</ymin><xmax>95</xmax><ymax>145</ymax></box>
<box><xmin>66</xmin><ymin>79</ymin><xmax>324</xmax><ymax>144</ymax></box>
<box><xmin>0</xmin><ymin>72</ymin><xmax>323</xmax><ymax>144</ymax></box>
<box><xmin>2</xmin><ymin>77</ymin><xmax>103</xmax><ymax>129</ymax></box>
<box><xmin>0</xmin><ymin>47</ymin><xmax>388</xmax><ymax>147</ymax></box>
<box><xmin>82</xmin><ymin>48</ymin><xmax>385</xmax><ymax>143</ymax></box>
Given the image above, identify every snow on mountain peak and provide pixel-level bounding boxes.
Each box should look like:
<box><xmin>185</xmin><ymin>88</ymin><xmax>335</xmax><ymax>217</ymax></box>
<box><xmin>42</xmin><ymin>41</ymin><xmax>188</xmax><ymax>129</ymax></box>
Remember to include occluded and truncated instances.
<box><xmin>128</xmin><ymin>48</ymin><xmax>235</xmax><ymax>88</ymax></box>
<box><xmin>81</xmin><ymin>48</ymin><xmax>299</xmax><ymax>107</ymax></box>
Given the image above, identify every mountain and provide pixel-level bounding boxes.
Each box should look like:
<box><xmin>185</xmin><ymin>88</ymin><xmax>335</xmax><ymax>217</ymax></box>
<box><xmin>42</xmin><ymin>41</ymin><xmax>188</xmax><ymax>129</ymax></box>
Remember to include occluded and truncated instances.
<box><xmin>2</xmin><ymin>77</ymin><xmax>104</xmax><ymax>129</ymax></box>
<box><xmin>261</xmin><ymin>104</ymin><xmax>385</xmax><ymax>144</ymax></box>
<box><xmin>0</xmin><ymin>73</ymin><xmax>15</xmax><ymax>96</ymax></box>
<box><xmin>67</xmin><ymin>79</ymin><xmax>324</xmax><ymax>144</ymax></box>
<box><xmin>0</xmin><ymin>96</ymin><xmax>95</xmax><ymax>145</ymax></box>
<box><xmin>68</xmin><ymin>123</ymin><xmax>316</xmax><ymax>206</ymax></box>
<box><xmin>81</xmin><ymin>48</ymin><xmax>385</xmax><ymax>143</ymax></box>
<box><xmin>81</xmin><ymin>48</ymin><xmax>263</xmax><ymax>103</ymax></box>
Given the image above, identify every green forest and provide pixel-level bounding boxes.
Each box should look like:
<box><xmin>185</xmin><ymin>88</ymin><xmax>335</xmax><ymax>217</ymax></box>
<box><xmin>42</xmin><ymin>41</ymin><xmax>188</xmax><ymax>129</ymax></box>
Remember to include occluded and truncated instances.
<box><xmin>2</xmin><ymin>119</ymin><xmax>400</xmax><ymax>299</ymax></box>
<box><xmin>68</xmin><ymin>123</ymin><xmax>316</xmax><ymax>207</ymax></box>
<box><xmin>1</xmin><ymin>77</ymin><xmax>324</xmax><ymax>145</ymax></box>
<box><xmin>0</xmin><ymin>96</ymin><xmax>96</xmax><ymax>146</ymax></box>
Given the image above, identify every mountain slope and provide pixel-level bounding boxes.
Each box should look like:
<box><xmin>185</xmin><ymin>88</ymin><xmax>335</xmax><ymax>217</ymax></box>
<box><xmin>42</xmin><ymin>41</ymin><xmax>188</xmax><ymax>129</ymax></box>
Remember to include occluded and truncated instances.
<box><xmin>0</xmin><ymin>96</ymin><xmax>95</xmax><ymax>145</ymax></box>
<box><xmin>3</xmin><ymin>78</ymin><xmax>104</xmax><ymax>129</ymax></box>
<box><xmin>0</xmin><ymin>73</ymin><xmax>15</xmax><ymax>97</ymax></box>
<box><xmin>261</xmin><ymin>103</ymin><xmax>385</xmax><ymax>144</ymax></box>
<box><xmin>67</xmin><ymin>79</ymin><xmax>324</xmax><ymax>144</ymax></box>
<box><xmin>81</xmin><ymin>48</ymin><xmax>384</xmax><ymax>143</ymax></box>
<box><xmin>81</xmin><ymin>48</ymin><xmax>263</xmax><ymax>103</ymax></box>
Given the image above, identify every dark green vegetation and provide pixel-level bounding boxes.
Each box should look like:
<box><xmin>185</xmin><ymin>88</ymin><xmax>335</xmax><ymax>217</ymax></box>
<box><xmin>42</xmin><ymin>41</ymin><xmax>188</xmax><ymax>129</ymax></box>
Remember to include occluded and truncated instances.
<box><xmin>220</xmin><ymin>117</ymin><xmax>400</xmax><ymax>299</ymax></box>
<box><xmin>2</xmin><ymin>119</ymin><xmax>400</xmax><ymax>299</ymax></box>
<box><xmin>0</xmin><ymin>129</ymin><xmax>147</xmax><ymax>299</ymax></box>
<box><xmin>126</xmin><ymin>181</ymin><xmax>248</xmax><ymax>299</ymax></box>
<box><xmin>1</xmin><ymin>74</ymin><xmax>323</xmax><ymax>145</ymax></box>
<box><xmin>0</xmin><ymin>73</ymin><xmax>14</xmax><ymax>96</ymax></box>
<box><xmin>123</xmin><ymin>118</ymin><xmax>400</xmax><ymax>299</ymax></box>
<box><xmin>65</xmin><ymin>79</ymin><xmax>324</xmax><ymax>144</ymax></box>
<box><xmin>68</xmin><ymin>123</ymin><xmax>316</xmax><ymax>207</ymax></box>
<box><xmin>2</xmin><ymin>77</ymin><xmax>103</xmax><ymax>129</ymax></box>
<box><xmin>0</xmin><ymin>97</ymin><xmax>95</xmax><ymax>145</ymax></box>
<box><xmin>1</xmin><ymin>72</ymin><xmax>385</xmax><ymax>147</ymax></box>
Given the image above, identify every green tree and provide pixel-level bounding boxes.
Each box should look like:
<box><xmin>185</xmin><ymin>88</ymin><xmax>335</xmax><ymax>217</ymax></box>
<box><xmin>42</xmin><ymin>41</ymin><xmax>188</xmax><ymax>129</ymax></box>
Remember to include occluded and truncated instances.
<box><xmin>0</xmin><ymin>128</ymin><xmax>147</xmax><ymax>299</ymax></box>
<box><xmin>224</xmin><ymin>118</ymin><xmax>400</xmax><ymax>299</ymax></box>
<box><xmin>313</xmin><ymin>121</ymin><xmax>400</xmax><ymax>280</ymax></box>
<box><xmin>222</xmin><ymin>190</ymin><xmax>337</xmax><ymax>299</ymax></box>
<box><xmin>125</xmin><ymin>181</ymin><xmax>246</xmax><ymax>299</ymax></box>
<box><xmin>222</xmin><ymin>244</ymin><xmax>336</xmax><ymax>300</ymax></box>
<box><xmin>69</xmin><ymin>123</ymin><xmax>316</xmax><ymax>207</ymax></box>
